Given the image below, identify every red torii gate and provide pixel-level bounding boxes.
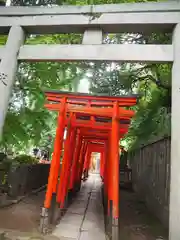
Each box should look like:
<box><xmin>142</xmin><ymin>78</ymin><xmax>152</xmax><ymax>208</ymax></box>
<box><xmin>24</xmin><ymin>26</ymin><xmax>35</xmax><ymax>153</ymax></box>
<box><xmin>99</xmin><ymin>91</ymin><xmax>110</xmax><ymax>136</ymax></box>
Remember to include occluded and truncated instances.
<box><xmin>42</xmin><ymin>90</ymin><xmax>137</xmax><ymax>239</ymax></box>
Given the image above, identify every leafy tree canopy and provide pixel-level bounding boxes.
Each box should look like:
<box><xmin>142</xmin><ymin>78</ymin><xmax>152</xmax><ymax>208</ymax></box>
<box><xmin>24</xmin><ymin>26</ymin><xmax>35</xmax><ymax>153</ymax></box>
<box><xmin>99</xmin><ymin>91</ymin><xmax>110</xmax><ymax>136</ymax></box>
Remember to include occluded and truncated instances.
<box><xmin>0</xmin><ymin>0</ymin><xmax>170</xmax><ymax>155</ymax></box>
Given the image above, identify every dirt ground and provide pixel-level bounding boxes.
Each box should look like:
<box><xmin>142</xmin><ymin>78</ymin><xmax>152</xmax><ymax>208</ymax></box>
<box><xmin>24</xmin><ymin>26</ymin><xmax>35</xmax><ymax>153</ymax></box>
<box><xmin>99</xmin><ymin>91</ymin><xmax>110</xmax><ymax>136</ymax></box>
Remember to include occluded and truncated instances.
<box><xmin>0</xmin><ymin>188</ymin><xmax>168</xmax><ymax>240</ymax></box>
<box><xmin>119</xmin><ymin>189</ymin><xmax>168</xmax><ymax>240</ymax></box>
<box><xmin>0</xmin><ymin>191</ymin><xmax>44</xmax><ymax>233</ymax></box>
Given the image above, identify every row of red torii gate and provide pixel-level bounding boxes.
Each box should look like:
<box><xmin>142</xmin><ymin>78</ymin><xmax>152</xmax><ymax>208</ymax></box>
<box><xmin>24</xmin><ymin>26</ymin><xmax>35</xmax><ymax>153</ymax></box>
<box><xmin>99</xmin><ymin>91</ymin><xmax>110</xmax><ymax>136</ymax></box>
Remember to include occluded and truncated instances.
<box><xmin>42</xmin><ymin>90</ymin><xmax>137</xmax><ymax>239</ymax></box>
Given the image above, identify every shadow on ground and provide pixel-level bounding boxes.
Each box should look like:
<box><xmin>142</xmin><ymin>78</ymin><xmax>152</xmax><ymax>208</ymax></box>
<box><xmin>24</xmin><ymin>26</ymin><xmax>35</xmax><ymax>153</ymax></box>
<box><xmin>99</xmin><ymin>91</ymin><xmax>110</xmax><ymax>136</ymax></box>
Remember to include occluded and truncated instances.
<box><xmin>119</xmin><ymin>189</ymin><xmax>168</xmax><ymax>240</ymax></box>
<box><xmin>0</xmin><ymin>187</ymin><xmax>168</xmax><ymax>240</ymax></box>
<box><xmin>0</xmin><ymin>191</ymin><xmax>45</xmax><ymax>233</ymax></box>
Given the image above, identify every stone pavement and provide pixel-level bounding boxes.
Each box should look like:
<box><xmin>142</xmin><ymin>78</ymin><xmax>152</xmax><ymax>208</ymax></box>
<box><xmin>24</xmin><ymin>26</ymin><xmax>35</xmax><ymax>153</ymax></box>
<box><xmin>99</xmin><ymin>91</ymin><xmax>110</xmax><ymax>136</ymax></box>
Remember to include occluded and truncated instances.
<box><xmin>0</xmin><ymin>174</ymin><xmax>106</xmax><ymax>240</ymax></box>
<box><xmin>0</xmin><ymin>173</ymin><xmax>168</xmax><ymax>240</ymax></box>
<box><xmin>52</xmin><ymin>173</ymin><xmax>106</xmax><ymax>240</ymax></box>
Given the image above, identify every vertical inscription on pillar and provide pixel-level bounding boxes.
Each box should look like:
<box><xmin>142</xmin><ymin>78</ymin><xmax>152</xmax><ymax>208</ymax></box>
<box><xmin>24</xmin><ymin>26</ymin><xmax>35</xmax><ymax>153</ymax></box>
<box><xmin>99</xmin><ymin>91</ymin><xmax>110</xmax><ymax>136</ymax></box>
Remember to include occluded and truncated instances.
<box><xmin>0</xmin><ymin>73</ymin><xmax>8</xmax><ymax>86</ymax></box>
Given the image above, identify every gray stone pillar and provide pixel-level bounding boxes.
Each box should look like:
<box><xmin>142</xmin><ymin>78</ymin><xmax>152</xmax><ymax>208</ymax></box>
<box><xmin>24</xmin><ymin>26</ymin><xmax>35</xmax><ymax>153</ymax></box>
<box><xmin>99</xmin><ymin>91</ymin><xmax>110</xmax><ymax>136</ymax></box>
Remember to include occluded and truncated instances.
<box><xmin>169</xmin><ymin>23</ymin><xmax>180</xmax><ymax>240</ymax></box>
<box><xmin>72</xmin><ymin>29</ymin><xmax>102</xmax><ymax>92</ymax></box>
<box><xmin>0</xmin><ymin>26</ymin><xmax>25</xmax><ymax>138</ymax></box>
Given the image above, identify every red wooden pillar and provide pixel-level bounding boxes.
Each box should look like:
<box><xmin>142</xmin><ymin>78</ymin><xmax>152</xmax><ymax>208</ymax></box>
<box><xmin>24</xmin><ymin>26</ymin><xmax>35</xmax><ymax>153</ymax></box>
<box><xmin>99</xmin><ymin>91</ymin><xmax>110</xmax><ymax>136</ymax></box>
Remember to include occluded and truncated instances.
<box><xmin>111</xmin><ymin>101</ymin><xmax>119</xmax><ymax>239</ymax></box>
<box><xmin>44</xmin><ymin>97</ymin><xmax>66</xmax><ymax>209</ymax></box>
<box><xmin>108</xmin><ymin>134</ymin><xmax>112</xmax><ymax>216</ymax></box>
<box><xmin>78</xmin><ymin>141</ymin><xmax>88</xmax><ymax>182</ymax></box>
<box><xmin>103</xmin><ymin>139</ymin><xmax>112</xmax><ymax>237</ymax></box>
<box><xmin>76</xmin><ymin>140</ymin><xmax>84</xmax><ymax>182</ymax></box>
<box><xmin>60</xmin><ymin>127</ymin><xmax>76</xmax><ymax>208</ymax></box>
<box><xmin>100</xmin><ymin>151</ymin><xmax>105</xmax><ymax>179</ymax></box>
<box><xmin>56</xmin><ymin>115</ymin><xmax>73</xmax><ymax>207</ymax></box>
<box><xmin>56</xmin><ymin>129</ymin><xmax>70</xmax><ymax>206</ymax></box>
<box><xmin>83</xmin><ymin>143</ymin><xmax>92</xmax><ymax>171</ymax></box>
<box><xmin>74</xmin><ymin>137</ymin><xmax>84</xmax><ymax>185</ymax></box>
<box><xmin>52</xmin><ymin>100</ymin><xmax>67</xmax><ymax>193</ymax></box>
<box><xmin>83</xmin><ymin>143</ymin><xmax>92</xmax><ymax>179</ymax></box>
<box><xmin>69</xmin><ymin>130</ymin><xmax>81</xmax><ymax>190</ymax></box>
<box><xmin>103</xmin><ymin>142</ymin><xmax>108</xmax><ymax>194</ymax></box>
<box><xmin>86</xmin><ymin>147</ymin><xmax>92</xmax><ymax>172</ymax></box>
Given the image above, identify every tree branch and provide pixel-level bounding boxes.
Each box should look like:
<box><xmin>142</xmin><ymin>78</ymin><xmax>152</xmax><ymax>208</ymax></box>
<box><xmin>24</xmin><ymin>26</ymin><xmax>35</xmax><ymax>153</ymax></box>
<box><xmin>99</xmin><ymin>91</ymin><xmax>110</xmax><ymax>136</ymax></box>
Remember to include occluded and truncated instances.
<box><xmin>129</xmin><ymin>64</ymin><xmax>170</xmax><ymax>90</ymax></box>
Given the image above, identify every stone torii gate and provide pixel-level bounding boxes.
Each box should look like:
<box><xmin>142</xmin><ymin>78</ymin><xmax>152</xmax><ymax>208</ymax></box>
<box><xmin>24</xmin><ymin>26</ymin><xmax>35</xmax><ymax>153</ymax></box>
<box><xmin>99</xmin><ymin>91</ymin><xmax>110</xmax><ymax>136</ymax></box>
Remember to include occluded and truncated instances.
<box><xmin>0</xmin><ymin>1</ymin><xmax>179</xmax><ymax>239</ymax></box>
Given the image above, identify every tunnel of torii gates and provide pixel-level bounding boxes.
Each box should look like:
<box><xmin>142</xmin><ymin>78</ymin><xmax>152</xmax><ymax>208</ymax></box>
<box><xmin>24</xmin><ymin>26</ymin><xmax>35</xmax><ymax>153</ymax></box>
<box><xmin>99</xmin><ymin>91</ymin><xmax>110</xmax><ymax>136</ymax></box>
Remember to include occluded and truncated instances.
<box><xmin>42</xmin><ymin>90</ymin><xmax>137</xmax><ymax>237</ymax></box>
<box><xmin>0</xmin><ymin>2</ymin><xmax>180</xmax><ymax>240</ymax></box>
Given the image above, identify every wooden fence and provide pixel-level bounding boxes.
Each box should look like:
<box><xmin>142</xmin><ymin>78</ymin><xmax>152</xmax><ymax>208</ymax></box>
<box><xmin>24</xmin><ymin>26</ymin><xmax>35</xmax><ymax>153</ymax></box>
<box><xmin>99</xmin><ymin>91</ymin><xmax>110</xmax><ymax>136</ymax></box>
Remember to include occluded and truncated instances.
<box><xmin>129</xmin><ymin>137</ymin><xmax>171</xmax><ymax>228</ymax></box>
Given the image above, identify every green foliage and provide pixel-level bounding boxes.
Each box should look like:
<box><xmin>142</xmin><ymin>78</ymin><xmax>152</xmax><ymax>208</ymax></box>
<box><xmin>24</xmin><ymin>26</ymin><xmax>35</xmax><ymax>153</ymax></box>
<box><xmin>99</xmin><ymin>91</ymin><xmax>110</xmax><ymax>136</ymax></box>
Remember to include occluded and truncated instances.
<box><xmin>0</xmin><ymin>153</ymin><xmax>6</xmax><ymax>162</ymax></box>
<box><xmin>0</xmin><ymin>0</ymin><xmax>171</xmax><ymax>155</ymax></box>
<box><xmin>90</xmin><ymin>60</ymin><xmax>171</xmax><ymax>149</ymax></box>
<box><xmin>89</xmin><ymin>32</ymin><xmax>171</xmax><ymax>149</ymax></box>
<box><xmin>10</xmin><ymin>0</ymin><xmax>163</xmax><ymax>6</ymax></box>
<box><xmin>0</xmin><ymin>39</ymin><xmax>87</xmax><ymax>153</ymax></box>
<box><xmin>13</xmin><ymin>155</ymin><xmax>38</xmax><ymax>164</ymax></box>
<box><xmin>0</xmin><ymin>0</ymin><xmax>5</xmax><ymax>5</ymax></box>
<box><xmin>126</xmin><ymin>87</ymin><xmax>171</xmax><ymax>149</ymax></box>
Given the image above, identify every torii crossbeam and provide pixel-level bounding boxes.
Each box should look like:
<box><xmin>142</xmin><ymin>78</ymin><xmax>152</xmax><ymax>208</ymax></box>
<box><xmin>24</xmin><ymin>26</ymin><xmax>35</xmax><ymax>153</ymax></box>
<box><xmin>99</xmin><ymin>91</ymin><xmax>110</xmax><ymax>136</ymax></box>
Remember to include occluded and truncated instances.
<box><xmin>0</xmin><ymin>2</ymin><xmax>179</xmax><ymax>239</ymax></box>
